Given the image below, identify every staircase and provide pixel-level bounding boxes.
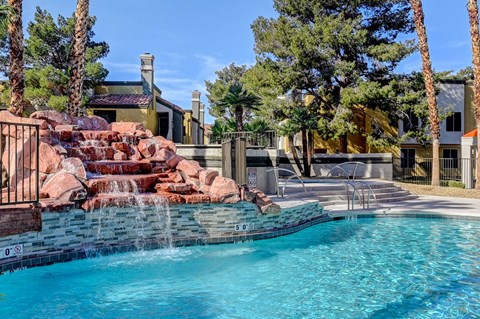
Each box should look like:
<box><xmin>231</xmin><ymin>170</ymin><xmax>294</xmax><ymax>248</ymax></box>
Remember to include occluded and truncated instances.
<box><xmin>277</xmin><ymin>180</ymin><xmax>417</xmax><ymax>207</ymax></box>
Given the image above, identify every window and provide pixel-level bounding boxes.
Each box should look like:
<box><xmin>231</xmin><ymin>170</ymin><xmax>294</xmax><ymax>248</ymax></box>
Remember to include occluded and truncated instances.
<box><xmin>446</xmin><ymin>112</ymin><xmax>461</xmax><ymax>132</ymax></box>
<box><xmin>94</xmin><ymin>110</ymin><xmax>116</xmax><ymax>123</ymax></box>
<box><xmin>401</xmin><ymin>148</ymin><xmax>416</xmax><ymax>168</ymax></box>
<box><xmin>442</xmin><ymin>149</ymin><xmax>458</xmax><ymax>169</ymax></box>
<box><xmin>403</xmin><ymin>110</ymin><xmax>419</xmax><ymax>133</ymax></box>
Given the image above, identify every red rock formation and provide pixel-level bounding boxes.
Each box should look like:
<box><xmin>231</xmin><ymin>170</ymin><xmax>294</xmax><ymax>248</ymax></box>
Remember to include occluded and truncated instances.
<box><xmin>176</xmin><ymin>159</ymin><xmax>203</xmax><ymax>178</ymax></box>
<box><xmin>40</xmin><ymin>172</ymin><xmax>87</xmax><ymax>201</ymax></box>
<box><xmin>2</xmin><ymin>112</ymin><xmax>277</xmax><ymax>214</ymax></box>
<box><xmin>29</xmin><ymin>110</ymin><xmax>71</xmax><ymax>129</ymax></box>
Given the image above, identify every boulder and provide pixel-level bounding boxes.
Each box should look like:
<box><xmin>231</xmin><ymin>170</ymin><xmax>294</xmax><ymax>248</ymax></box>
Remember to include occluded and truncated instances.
<box><xmin>152</xmin><ymin>147</ymin><xmax>176</xmax><ymax>162</ymax></box>
<box><xmin>181</xmin><ymin>193</ymin><xmax>211</xmax><ymax>204</ymax></box>
<box><xmin>55</xmin><ymin>125</ymin><xmax>80</xmax><ymax>131</ymax></box>
<box><xmin>199</xmin><ymin>169</ymin><xmax>219</xmax><ymax>186</ymax></box>
<box><xmin>152</xmin><ymin>135</ymin><xmax>177</xmax><ymax>153</ymax></box>
<box><xmin>137</xmin><ymin>138</ymin><xmax>156</xmax><ymax>158</ymax></box>
<box><xmin>30</xmin><ymin>110</ymin><xmax>72</xmax><ymax>129</ymax></box>
<box><xmin>40</xmin><ymin>172</ymin><xmax>87</xmax><ymax>202</ymax></box>
<box><xmin>113</xmin><ymin>151</ymin><xmax>128</xmax><ymax>160</ymax></box>
<box><xmin>176</xmin><ymin>159</ymin><xmax>203</xmax><ymax>178</ymax></box>
<box><xmin>111</xmin><ymin>142</ymin><xmax>130</xmax><ymax>153</ymax></box>
<box><xmin>109</xmin><ymin>122</ymin><xmax>145</xmax><ymax>133</ymax></box>
<box><xmin>73</xmin><ymin>115</ymin><xmax>109</xmax><ymax>131</ymax></box>
<box><xmin>209</xmin><ymin>176</ymin><xmax>240</xmax><ymax>204</ymax></box>
<box><xmin>0</xmin><ymin>111</ymin><xmax>47</xmax><ymax>130</ymax></box>
<box><xmin>155</xmin><ymin>182</ymin><xmax>193</xmax><ymax>194</ymax></box>
<box><xmin>66</xmin><ymin>146</ymin><xmax>115</xmax><ymax>161</ymax></box>
<box><xmin>81</xmin><ymin>130</ymin><xmax>120</xmax><ymax>142</ymax></box>
<box><xmin>251</xmin><ymin>189</ymin><xmax>281</xmax><ymax>214</ymax></box>
<box><xmin>61</xmin><ymin>157</ymin><xmax>87</xmax><ymax>181</ymax></box>
<box><xmin>166</xmin><ymin>155</ymin><xmax>184</xmax><ymax>169</ymax></box>
<box><xmin>129</xmin><ymin>146</ymin><xmax>143</xmax><ymax>161</ymax></box>
<box><xmin>37</xmin><ymin>142</ymin><xmax>64</xmax><ymax>174</ymax></box>
<box><xmin>155</xmin><ymin>190</ymin><xmax>186</xmax><ymax>205</ymax></box>
<box><xmin>1</xmin><ymin>164</ymin><xmax>8</xmax><ymax>187</ymax></box>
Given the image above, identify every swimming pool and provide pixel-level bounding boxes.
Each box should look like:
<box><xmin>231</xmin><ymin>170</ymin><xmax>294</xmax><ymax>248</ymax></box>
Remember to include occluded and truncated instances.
<box><xmin>1</xmin><ymin>217</ymin><xmax>479</xmax><ymax>318</ymax></box>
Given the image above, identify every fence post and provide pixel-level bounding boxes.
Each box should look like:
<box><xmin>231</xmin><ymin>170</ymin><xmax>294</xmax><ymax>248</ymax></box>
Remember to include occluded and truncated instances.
<box><xmin>221</xmin><ymin>139</ymin><xmax>232</xmax><ymax>179</ymax></box>
<box><xmin>234</xmin><ymin>137</ymin><xmax>247</xmax><ymax>185</ymax></box>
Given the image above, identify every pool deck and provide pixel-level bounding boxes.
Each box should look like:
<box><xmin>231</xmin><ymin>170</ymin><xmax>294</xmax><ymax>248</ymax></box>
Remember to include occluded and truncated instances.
<box><xmin>271</xmin><ymin>195</ymin><xmax>480</xmax><ymax>218</ymax></box>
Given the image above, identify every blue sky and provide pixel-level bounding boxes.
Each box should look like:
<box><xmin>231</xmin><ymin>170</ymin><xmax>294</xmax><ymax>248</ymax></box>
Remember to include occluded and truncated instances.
<box><xmin>23</xmin><ymin>0</ymin><xmax>474</xmax><ymax>124</ymax></box>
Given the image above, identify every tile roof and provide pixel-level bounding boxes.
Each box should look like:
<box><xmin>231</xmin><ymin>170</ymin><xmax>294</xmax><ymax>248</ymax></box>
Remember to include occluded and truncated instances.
<box><xmin>463</xmin><ymin>129</ymin><xmax>478</xmax><ymax>138</ymax></box>
<box><xmin>89</xmin><ymin>94</ymin><xmax>153</xmax><ymax>106</ymax></box>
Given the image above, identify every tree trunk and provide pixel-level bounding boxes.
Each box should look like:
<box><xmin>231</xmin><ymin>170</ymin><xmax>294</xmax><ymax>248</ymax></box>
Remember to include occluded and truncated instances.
<box><xmin>234</xmin><ymin>107</ymin><xmax>244</xmax><ymax>131</ymax></box>
<box><xmin>301</xmin><ymin>129</ymin><xmax>310</xmax><ymax>177</ymax></box>
<box><xmin>467</xmin><ymin>0</ymin><xmax>480</xmax><ymax>189</ymax></box>
<box><xmin>68</xmin><ymin>0</ymin><xmax>89</xmax><ymax>116</ymax></box>
<box><xmin>339</xmin><ymin>134</ymin><xmax>348</xmax><ymax>153</ymax></box>
<box><xmin>7</xmin><ymin>0</ymin><xmax>24</xmax><ymax>117</ymax></box>
<box><xmin>410</xmin><ymin>0</ymin><xmax>441</xmax><ymax>186</ymax></box>
<box><xmin>288</xmin><ymin>135</ymin><xmax>304</xmax><ymax>176</ymax></box>
<box><xmin>307</xmin><ymin>130</ymin><xmax>314</xmax><ymax>173</ymax></box>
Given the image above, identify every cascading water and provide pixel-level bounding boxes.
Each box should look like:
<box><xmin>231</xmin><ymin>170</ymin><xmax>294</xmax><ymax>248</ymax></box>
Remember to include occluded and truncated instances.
<box><xmin>89</xmin><ymin>178</ymin><xmax>173</xmax><ymax>255</ymax></box>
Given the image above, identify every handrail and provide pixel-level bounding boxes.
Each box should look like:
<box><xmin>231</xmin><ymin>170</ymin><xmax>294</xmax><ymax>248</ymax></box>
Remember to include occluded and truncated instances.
<box><xmin>325</xmin><ymin>161</ymin><xmax>366</xmax><ymax>180</ymax></box>
<box><xmin>353</xmin><ymin>181</ymin><xmax>379</xmax><ymax>209</ymax></box>
<box><xmin>266</xmin><ymin>167</ymin><xmax>306</xmax><ymax>197</ymax></box>
<box><xmin>343</xmin><ymin>181</ymin><xmax>360</xmax><ymax>210</ymax></box>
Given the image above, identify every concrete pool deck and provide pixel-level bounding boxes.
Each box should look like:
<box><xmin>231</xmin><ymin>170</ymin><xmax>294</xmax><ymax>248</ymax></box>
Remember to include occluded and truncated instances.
<box><xmin>271</xmin><ymin>194</ymin><xmax>480</xmax><ymax>218</ymax></box>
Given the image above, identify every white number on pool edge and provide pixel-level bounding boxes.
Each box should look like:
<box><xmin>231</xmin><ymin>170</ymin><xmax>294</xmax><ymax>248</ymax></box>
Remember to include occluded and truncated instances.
<box><xmin>0</xmin><ymin>244</ymin><xmax>24</xmax><ymax>259</ymax></box>
<box><xmin>234</xmin><ymin>223</ymin><xmax>254</xmax><ymax>231</ymax></box>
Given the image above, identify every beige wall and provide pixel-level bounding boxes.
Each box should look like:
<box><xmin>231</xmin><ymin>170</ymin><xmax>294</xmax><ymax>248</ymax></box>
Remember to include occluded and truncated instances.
<box><xmin>464</xmin><ymin>84</ymin><xmax>476</xmax><ymax>134</ymax></box>
<box><xmin>90</xmin><ymin>84</ymin><xmax>159</xmax><ymax>134</ymax></box>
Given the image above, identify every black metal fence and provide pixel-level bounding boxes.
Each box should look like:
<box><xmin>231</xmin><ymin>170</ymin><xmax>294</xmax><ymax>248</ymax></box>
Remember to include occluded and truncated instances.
<box><xmin>211</xmin><ymin>130</ymin><xmax>277</xmax><ymax>149</ymax></box>
<box><xmin>393</xmin><ymin>157</ymin><xmax>477</xmax><ymax>187</ymax></box>
<box><xmin>0</xmin><ymin>121</ymin><xmax>40</xmax><ymax>206</ymax></box>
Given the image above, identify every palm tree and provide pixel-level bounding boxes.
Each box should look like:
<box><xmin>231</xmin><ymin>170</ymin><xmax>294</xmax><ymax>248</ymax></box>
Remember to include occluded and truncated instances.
<box><xmin>68</xmin><ymin>0</ymin><xmax>89</xmax><ymax>116</ymax></box>
<box><xmin>410</xmin><ymin>0</ymin><xmax>441</xmax><ymax>186</ymax></box>
<box><xmin>215</xmin><ymin>82</ymin><xmax>262</xmax><ymax>132</ymax></box>
<box><xmin>467</xmin><ymin>0</ymin><xmax>480</xmax><ymax>189</ymax></box>
<box><xmin>7</xmin><ymin>0</ymin><xmax>24</xmax><ymax>116</ymax></box>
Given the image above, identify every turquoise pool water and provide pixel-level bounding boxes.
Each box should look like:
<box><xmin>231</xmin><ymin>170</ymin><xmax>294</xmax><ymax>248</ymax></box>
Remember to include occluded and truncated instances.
<box><xmin>1</xmin><ymin>217</ymin><xmax>479</xmax><ymax>319</ymax></box>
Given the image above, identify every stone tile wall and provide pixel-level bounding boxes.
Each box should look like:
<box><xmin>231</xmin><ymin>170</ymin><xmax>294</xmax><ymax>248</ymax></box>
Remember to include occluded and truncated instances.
<box><xmin>0</xmin><ymin>201</ymin><xmax>326</xmax><ymax>273</ymax></box>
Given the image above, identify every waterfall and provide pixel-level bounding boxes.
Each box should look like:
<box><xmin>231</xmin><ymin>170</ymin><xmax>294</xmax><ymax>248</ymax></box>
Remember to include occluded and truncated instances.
<box><xmin>89</xmin><ymin>179</ymin><xmax>173</xmax><ymax>255</ymax></box>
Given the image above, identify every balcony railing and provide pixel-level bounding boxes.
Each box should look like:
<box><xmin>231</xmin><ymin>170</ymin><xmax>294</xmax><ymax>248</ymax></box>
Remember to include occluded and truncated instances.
<box><xmin>219</xmin><ymin>130</ymin><xmax>277</xmax><ymax>149</ymax></box>
<box><xmin>393</xmin><ymin>157</ymin><xmax>477</xmax><ymax>187</ymax></box>
<box><xmin>0</xmin><ymin>121</ymin><xmax>40</xmax><ymax>206</ymax></box>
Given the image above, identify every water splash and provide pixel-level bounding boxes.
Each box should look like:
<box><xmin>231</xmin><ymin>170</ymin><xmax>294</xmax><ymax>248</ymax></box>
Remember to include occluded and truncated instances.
<box><xmin>89</xmin><ymin>178</ymin><xmax>173</xmax><ymax>255</ymax></box>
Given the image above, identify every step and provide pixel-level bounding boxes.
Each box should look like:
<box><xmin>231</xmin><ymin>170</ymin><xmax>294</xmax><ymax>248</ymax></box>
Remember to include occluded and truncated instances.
<box><xmin>86</xmin><ymin>160</ymin><xmax>152</xmax><ymax>175</ymax></box>
<box><xmin>66</xmin><ymin>146</ymin><xmax>115</xmax><ymax>161</ymax></box>
<box><xmin>320</xmin><ymin>194</ymin><xmax>418</xmax><ymax>207</ymax></box>
<box><xmin>86</xmin><ymin>174</ymin><xmax>159</xmax><ymax>195</ymax></box>
<box><xmin>80</xmin><ymin>130</ymin><xmax>120</xmax><ymax>142</ymax></box>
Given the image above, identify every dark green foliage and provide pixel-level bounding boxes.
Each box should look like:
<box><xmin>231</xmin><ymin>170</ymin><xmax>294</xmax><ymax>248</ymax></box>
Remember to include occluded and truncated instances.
<box><xmin>0</xmin><ymin>7</ymin><xmax>109</xmax><ymax>112</ymax></box>
<box><xmin>215</xmin><ymin>81</ymin><xmax>262</xmax><ymax>131</ymax></box>
<box><xmin>249</xmin><ymin>0</ymin><xmax>417</xmax><ymax>152</ymax></box>
<box><xmin>206</xmin><ymin>63</ymin><xmax>248</xmax><ymax>119</ymax></box>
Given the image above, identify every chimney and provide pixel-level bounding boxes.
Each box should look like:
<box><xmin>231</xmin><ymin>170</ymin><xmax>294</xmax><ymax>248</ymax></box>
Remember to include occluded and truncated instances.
<box><xmin>199</xmin><ymin>102</ymin><xmax>205</xmax><ymax>127</ymax></box>
<box><xmin>140</xmin><ymin>53</ymin><xmax>154</xmax><ymax>94</ymax></box>
<box><xmin>192</xmin><ymin>90</ymin><xmax>201</xmax><ymax>120</ymax></box>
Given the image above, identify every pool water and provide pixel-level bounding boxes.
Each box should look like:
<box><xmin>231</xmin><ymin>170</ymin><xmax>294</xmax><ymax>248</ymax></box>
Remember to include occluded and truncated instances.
<box><xmin>1</xmin><ymin>217</ymin><xmax>479</xmax><ymax>319</ymax></box>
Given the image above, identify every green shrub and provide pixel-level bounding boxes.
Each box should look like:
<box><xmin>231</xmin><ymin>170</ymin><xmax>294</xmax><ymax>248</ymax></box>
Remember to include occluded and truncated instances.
<box><xmin>448</xmin><ymin>180</ymin><xmax>465</xmax><ymax>188</ymax></box>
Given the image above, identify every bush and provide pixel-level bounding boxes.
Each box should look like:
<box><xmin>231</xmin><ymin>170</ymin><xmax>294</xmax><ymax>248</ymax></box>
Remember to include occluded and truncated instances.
<box><xmin>448</xmin><ymin>180</ymin><xmax>465</xmax><ymax>188</ymax></box>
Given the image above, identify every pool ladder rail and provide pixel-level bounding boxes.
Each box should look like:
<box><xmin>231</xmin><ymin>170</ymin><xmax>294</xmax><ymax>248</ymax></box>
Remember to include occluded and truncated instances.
<box><xmin>266</xmin><ymin>167</ymin><xmax>379</xmax><ymax>211</ymax></box>
<box><xmin>343</xmin><ymin>180</ymin><xmax>379</xmax><ymax>210</ymax></box>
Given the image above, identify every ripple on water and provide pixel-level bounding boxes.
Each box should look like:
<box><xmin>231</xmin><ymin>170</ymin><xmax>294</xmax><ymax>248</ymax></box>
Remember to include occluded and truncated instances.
<box><xmin>0</xmin><ymin>217</ymin><xmax>479</xmax><ymax>319</ymax></box>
